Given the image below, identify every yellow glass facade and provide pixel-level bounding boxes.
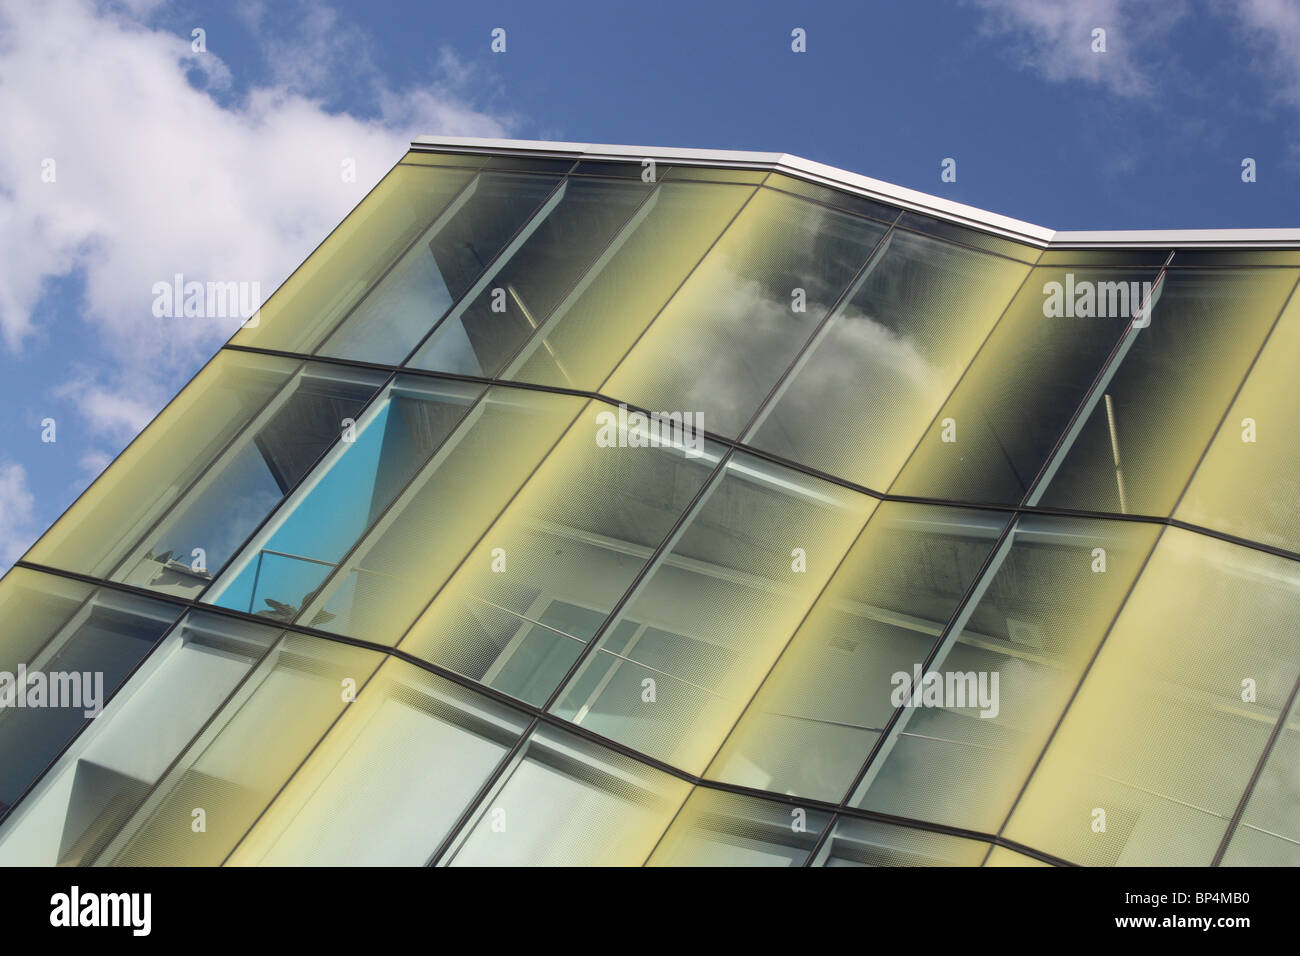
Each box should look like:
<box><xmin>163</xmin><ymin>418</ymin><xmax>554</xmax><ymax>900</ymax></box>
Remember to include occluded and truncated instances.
<box><xmin>3</xmin><ymin>145</ymin><xmax>1297</xmax><ymax>867</ymax></box>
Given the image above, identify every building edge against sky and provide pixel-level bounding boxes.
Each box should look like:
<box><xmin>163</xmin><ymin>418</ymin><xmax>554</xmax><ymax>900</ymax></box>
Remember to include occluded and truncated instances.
<box><xmin>0</xmin><ymin>138</ymin><xmax>1297</xmax><ymax>866</ymax></box>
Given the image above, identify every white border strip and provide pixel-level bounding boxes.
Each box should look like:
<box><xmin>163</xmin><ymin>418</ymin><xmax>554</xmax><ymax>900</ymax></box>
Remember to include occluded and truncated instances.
<box><xmin>410</xmin><ymin>136</ymin><xmax>1300</xmax><ymax>250</ymax></box>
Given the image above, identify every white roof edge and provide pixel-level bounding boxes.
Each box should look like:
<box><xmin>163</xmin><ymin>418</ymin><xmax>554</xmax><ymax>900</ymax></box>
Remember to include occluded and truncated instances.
<box><xmin>410</xmin><ymin>136</ymin><xmax>1300</xmax><ymax>249</ymax></box>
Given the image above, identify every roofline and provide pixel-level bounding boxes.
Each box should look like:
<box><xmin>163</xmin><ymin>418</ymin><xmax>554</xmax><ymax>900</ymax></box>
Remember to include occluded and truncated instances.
<box><xmin>410</xmin><ymin>136</ymin><xmax>1300</xmax><ymax>249</ymax></box>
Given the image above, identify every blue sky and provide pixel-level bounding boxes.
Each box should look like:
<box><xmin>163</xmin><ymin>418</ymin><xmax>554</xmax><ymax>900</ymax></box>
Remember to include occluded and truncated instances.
<box><xmin>2</xmin><ymin>0</ymin><xmax>1299</xmax><ymax>567</ymax></box>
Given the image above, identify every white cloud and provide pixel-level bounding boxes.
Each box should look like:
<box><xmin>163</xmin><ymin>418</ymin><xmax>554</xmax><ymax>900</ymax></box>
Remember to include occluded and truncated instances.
<box><xmin>1228</xmin><ymin>0</ymin><xmax>1300</xmax><ymax>108</ymax></box>
<box><xmin>0</xmin><ymin>0</ymin><xmax>512</xmax><ymax>452</ymax></box>
<box><xmin>0</xmin><ymin>462</ymin><xmax>38</xmax><ymax>568</ymax></box>
<box><xmin>970</xmin><ymin>0</ymin><xmax>1188</xmax><ymax>98</ymax></box>
<box><xmin>54</xmin><ymin>379</ymin><xmax>158</xmax><ymax>444</ymax></box>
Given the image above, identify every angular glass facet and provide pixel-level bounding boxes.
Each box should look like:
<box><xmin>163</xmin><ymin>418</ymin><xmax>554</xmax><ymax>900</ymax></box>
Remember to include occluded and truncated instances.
<box><xmin>599</xmin><ymin>187</ymin><xmax>889</xmax><ymax>437</ymax></box>
<box><xmin>550</xmin><ymin>452</ymin><xmax>875</xmax><ymax>774</ymax></box>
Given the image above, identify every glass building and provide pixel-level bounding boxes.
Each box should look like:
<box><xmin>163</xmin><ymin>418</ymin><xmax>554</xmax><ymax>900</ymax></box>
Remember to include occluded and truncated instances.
<box><xmin>2</xmin><ymin>137</ymin><xmax>1298</xmax><ymax>866</ymax></box>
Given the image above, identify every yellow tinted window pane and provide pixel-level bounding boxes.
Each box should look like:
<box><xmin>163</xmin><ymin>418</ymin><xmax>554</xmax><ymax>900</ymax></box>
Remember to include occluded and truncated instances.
<box><xmin>440</xmin><ymin>726</ymin><xmax>690</xmax><ymax>866</ymax></box>
<box><xmin>230</xmin><ymin>163</ymin><xmax>477</xmax><ymax>354</ymax></box>
<box><xmin>1177</xmin><ymin>290</ymin><xmax>1300</xmax><ymax>552</ymax></box>
<box><xmin>300</xmin><ymin>386</ymin><xmax>587</xmax><ymax>647</ymax></box>
<box><xmin>646</xmin><ymin>788</ymin><xmax>830</xmax><ymax>866</ymax></box>
<box><xmin>398</xmin><ymin>400</ymin><xmax>719</xmax><ymax>705</ymax></box>
<box><xmin>111</xmin><ymin>362</ymin><xmax>386</xmax><ymax>599</ymax></box>
<box><xmin>0</xmin><ymin>569</ymin><xmax>181</xmax><ymax>816</ymax></box>
<box><xmin>0</xmin><ymin>610</ymin><xmax>279</xmax><ymax>866</ymax></box>
<box><xmin>1004</xmin><ymin>528</ymin><xmax>1300</xmax><ymax>865</ymax></box>
<box><xmin>320</xmin><ymin>171</ymin><xmax>564</xmax><ymax>364</ymax></box>
<box><xmin>506</xmin><ymin>181</ymin><xmax>753</xmax><ymax>391</ymax></box>
<box><xmin>228</xmin><ymin>657</ymin><xmax>528</xmax><ymax>866</ymax></box>
<box><xmin>26</xmin><ymin>350</ymin><xmax>298</xmax><ymax>579</ymax></box>
<box><xmin>103</xmin><ymin>632</ymin><xmax>383</xmax><ymax>865</ymax></box>
<box><xmin>811</xmin><ymin>816</ymin><xmax>992</xmax><ymax>866</ymax></box>
<box><xmin>850</xmin><ymin>515</ymin><xmax>1161</xmax><ymax>833</ymax></box>
<box><xmin>1038</xmin><ymin>268</ymin><xmax>1299</xmax><ymax>516</ymax></box>
<box><xmin>551</xmin><ymin>453</ymin><xmax>876</xmax><ymax>775</ymax></box>
<box><xmin>203</xmin><ymin>377</ymin><xmax>490</xmax><ymax>622</ymax></box>
<box><xmin>889</xmin><ymin>265</ymin><xmax>1162</xmax><ymax>505</ymax></box>
<box><xmin>707</xmin><ymin>502</ymin><xmax>1010</xmax><ymax>802</ymax></box>
<box><xmin>746</xmin><ymin>229</ymin><xmax>1029</xmax><ymax>490</ymax></box>
<box><xmin>601</xmin><ymin>188</ymin><xmax>887</xmax><ymax>437</ymax></box>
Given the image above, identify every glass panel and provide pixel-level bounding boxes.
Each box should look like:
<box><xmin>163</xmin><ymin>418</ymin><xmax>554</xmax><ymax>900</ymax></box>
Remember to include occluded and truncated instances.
<box><xmin>440</xmin><ymin>725</ymin><xmax>690</xmax><ymax>866</ymax></box>
<box><xmin>300</xmin><ymin>386</ymin><xmax>587</xmax><ymax>647</ymax></box>
<box><xmin>1170</xmin><ymin>249</ymin><xmax>1300</xmax><ymax>267</ymax></box>
<box><xmin>0</xmin><ymin>611</ymin><xmax>278</xmax><ymax>865</ymax></box>
<box><xmin>896</xmin><ymin>211</ymin><xmax>1039</xmax><ymax>263</ymax></box>
<box><xmin>318</xmin><ymin>171</ymin><xmax>564</xmax><ymax>364</ymax></box>
<box><xmin>399</xmin><ymin>401</ymin><xmax>720</xmax><ymax>705</ymax></box>
<box><xmin>398</xmin><ymin>150</ymin><xmax>487</xmax><ymax>169</ymax></box>
<box><xmin>662</xmin><ymin>166</ymin><xmax>768</xmax><ymax>184</ymax></box>
<box><xmin>0</xmin><ymin>570</ymin><xmax>181</xmax><ymax>817</ymax></box>
<box><xmin>113</xmin><ymin>363</ymin><xmax>386</xmax><ymax>597</ymax></box>
<box><xmin>230</xmin><ymin>162</ymin><xmax>480</xmax><ymax>354</ymax></box>
<box><xmin>600</xmin><ymin>188</ymin><xmax>888</xmax><ymax>437</ymax></box>
<box><xmin>26</xmin><ymin>350</ymin><xmax>298</xmax><ymax>578</ymax></box>
<box><xmin>205</xmin><ymin>376</ymin><xmax>484</xmax><ymax>622</ymax></box>
<box><xmin>100</xmin><ymin>632</ymin><xmax>384</xmax><ymax>865</ymax></box>
<box><xmin>888</xmin><ymin>265</ymin><xmax>1162</xmax><ymax>505</ymax></box>
<box><xmin>761</xmin><ymin>174</ymin><xmax>899</xmax><ymax>222</ymax></box>
<box><xmin>646</xmin><ymin>789</ymin><xmax>830</xmax><ymax>866</ymax></box>
<box><xmin>850</xmin><ymin>515</ymin><xmax>1161</xmax><ymax>834</ymax></box>
<box><xmin>408</xmin><ymin>176</ymin><xmax>655</xmax><ymax>377</ymax></box>
<box><xmin>1177</xmin><ymin>290</ymin><xmax>1300</xmax><ymax>553</ymax></box>
<box><xmin>707</xmin><ymin>502</ymin><xmax>1010</xmax><ymax>802</ymax></box>
<box><xmin>1002</xmin><ymin>528</ymin><xmax>1300</xmax><ymax>865</ymax></box>
<box><xmin>571</xmin><ymin>159</ymin><xmax>663</xmax><ymax>179</ymax></box>
<box><xmin>228</xmin><ymin>658</ymin><xmax>529</xmax><ymax>866</ymax></box>
<box><xmin>1036</xmin><ymin>268</ymin><xmax>1299</xmax><ymax>516</ymax></box>
<box><xmin>551</xmin><ymin>452</ymin><xmax>875</xmax><ymax>775</ymax></box>
<box><xmin>1220</xmin><ymin>694</ymin><xmax>1300</xmax><ymax>866</ymax></box>
<box><xmin>1037</xmin><ymin>248</ymin><xmax>1170</xmax><ymax>267</ymax></box>
<box><xmin>746</xmin><ymin>229</ymin><xmax>1030</xmax><ymax>490</ymax></box>
<box><xmin>810</xmin><ymin>816</ymin><xmax>990</xmax><ymax>866</ymax></box>
<box><xmin>504</xmin><ymin>181</ymin><xmax>754</xmax><ymax>391</ymax></box>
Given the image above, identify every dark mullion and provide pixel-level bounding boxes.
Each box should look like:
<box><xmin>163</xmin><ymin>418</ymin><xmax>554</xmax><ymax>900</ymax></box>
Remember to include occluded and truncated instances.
<box><xmin>1211</xmin><ymin>670</ymin><xmax>1300</xmax><ymax>865</ymax></box>
<box><xmin>219</xmin><ymin>651</ymin><xmax>391</xmax><ymax>866</ymax></box>
<box><xmin>878</xmin><ymin>256</ymin><xmax>1042</xmax><ymax>500</ymax></box>
<box><xmin>307</xmin><ymin>167</ymin><xmax>488</xmax><ymax>354</ymax></box>
<box><xmin>975</xmin><ymin>526</ymin><xmax>1164</xmax><ymax>866</ymax></box>
<box><xmin>0</xmin><ymin>597</ymin><xmax>186</xmax><ymax>831</ymax></box>
<box><xmin>538</xmin><ymin>447</ymin><xmax>734</xmax><ymax>714</ymax></box>
<box><xmin>186</xmin><ymin>369</ymin><xmax>397</xmax><ymax>605</ymax></box>
<box><xmin>380</xmin><ymin>395</ymin><xmax>594</xmax><ymax>659</ymax></box>
<box><xmin>489</xmin><ymin>173</ymin><xmax>671</xmax><ymax>383</ymax></box>
<box><xmin>833</xmin><ymin>513</ymin><xmax>1019</xmax><ymax>811</ymax></box>
<box><xmin>396</xmin><ymin>164</ymin><xmax>579</xmax><ymax>368</ymax></box>
<box><xmin>737</xmin><ymin>214</ymin><xmax>902</xmax><ymax>442</ymax></box>
<box><xmin>1019</xmin><ymin>252</ymin><xmax>1175</xmax><ymax>503</ymax></box>
<box><xmin>427</xmin><ymin>717</ymin><xmax>539</xmax><ymax>867</ymax></box>
<box><xmin>267</xmin><ymin>377</ymin><xmax>497</xmax><ymax>634</ymax></box>
<box><xmin>799</xmin><ymin>810</ymin><xmax>839</xmax><ymax>866</ymax></box>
